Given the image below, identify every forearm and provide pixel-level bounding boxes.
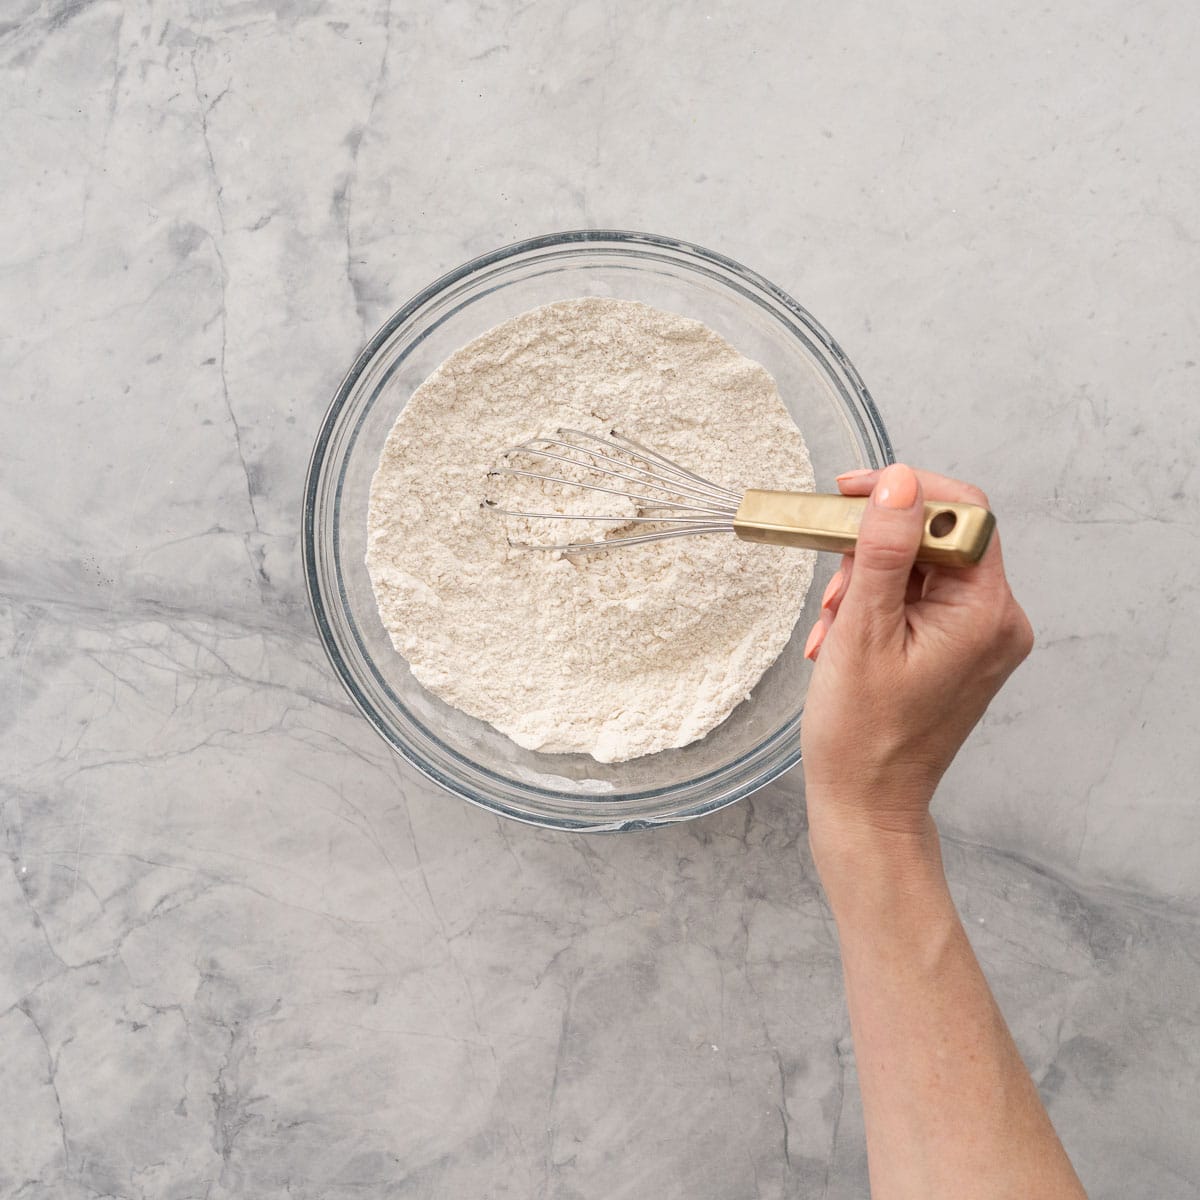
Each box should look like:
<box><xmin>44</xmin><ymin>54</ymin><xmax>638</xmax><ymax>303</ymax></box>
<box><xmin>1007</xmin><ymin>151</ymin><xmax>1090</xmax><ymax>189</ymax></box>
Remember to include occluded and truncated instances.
<box><xmin>809</xmin><ymin>806</ymin><xmax>1086</xmax><ymax>1200</ymax></box>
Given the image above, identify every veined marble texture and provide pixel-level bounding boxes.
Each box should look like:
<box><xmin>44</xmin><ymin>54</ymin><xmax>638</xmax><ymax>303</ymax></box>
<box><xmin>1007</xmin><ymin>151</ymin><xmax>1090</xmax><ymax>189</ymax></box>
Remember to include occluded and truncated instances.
<box><xmin>2</xmin><ymin>0</ymin><xmax>1199</xmax><ymax>1197</ymax></box>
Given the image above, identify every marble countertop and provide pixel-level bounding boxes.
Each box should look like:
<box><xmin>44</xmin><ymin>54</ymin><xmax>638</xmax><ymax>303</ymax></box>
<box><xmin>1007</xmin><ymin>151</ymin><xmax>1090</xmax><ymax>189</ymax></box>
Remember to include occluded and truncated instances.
<box><xmin>3</xmin><ymin>1</ymin><xmax>1198</xmax><ymax>1196</ymax></box>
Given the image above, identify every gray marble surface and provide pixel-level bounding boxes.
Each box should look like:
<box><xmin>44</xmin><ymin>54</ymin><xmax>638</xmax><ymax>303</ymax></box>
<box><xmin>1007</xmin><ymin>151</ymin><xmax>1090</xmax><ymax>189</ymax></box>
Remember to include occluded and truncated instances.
<box><xmin>2</xmin><ymin>1</ymin><xmax>1198</xmax><ymax>1196</ymax></box>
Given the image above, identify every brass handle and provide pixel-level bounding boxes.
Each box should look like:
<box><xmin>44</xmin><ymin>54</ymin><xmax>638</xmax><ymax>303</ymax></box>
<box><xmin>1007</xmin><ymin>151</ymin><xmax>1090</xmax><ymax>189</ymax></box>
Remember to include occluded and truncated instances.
<box><xmin>733</xmin><ymin>491</ymin><xmax>996</xmax><ymax>567</ymax></box>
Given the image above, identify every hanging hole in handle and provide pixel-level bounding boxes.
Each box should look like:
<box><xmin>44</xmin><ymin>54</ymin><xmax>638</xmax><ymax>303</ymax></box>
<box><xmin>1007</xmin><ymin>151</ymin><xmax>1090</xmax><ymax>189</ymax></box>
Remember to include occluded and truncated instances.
<box><xmin>928</xmin><ymin>509</ymin><xmax>957</xmax><ymax>538</ymax></box>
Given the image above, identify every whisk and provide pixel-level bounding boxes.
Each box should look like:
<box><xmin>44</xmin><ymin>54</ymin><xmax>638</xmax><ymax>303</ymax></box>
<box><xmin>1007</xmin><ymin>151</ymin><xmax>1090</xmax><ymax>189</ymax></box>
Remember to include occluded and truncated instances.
<box><xmin>484</xmin><ymin>428</ymin><xmax>995</xmax><ymax>567</ymax></box>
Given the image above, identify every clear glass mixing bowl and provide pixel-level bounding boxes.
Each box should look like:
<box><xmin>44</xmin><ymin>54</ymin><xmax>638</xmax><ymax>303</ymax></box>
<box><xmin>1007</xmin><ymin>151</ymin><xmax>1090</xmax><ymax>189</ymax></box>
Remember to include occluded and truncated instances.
<box><xmin>303</xmin><ymin>231</ymin><xmax>892</xmax><ymax>831</ymax></box>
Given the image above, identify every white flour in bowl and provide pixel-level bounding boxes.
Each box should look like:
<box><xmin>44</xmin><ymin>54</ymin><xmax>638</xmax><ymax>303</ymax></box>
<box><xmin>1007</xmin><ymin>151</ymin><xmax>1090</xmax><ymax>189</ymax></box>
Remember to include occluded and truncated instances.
<box><xmin>366</xmin><ymin>298</ymin><xmax>815</xmax><ymax>763</ymax></box>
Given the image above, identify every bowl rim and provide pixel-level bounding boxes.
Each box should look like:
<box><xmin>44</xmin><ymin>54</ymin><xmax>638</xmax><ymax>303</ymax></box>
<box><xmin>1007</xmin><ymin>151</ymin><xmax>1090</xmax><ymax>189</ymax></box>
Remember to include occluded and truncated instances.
<box><xmin>303</xmin><ymin>228</ymin><xmax>892</xmax><ymax>830</ymax></box>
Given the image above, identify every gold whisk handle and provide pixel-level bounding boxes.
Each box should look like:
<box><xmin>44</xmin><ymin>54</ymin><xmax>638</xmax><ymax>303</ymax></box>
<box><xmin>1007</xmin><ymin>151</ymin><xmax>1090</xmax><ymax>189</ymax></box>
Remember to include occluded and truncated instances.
<box><xmin>733</xmin><ymin>491</ymin><xmax>996</xmax><ymax>567</ymax></box>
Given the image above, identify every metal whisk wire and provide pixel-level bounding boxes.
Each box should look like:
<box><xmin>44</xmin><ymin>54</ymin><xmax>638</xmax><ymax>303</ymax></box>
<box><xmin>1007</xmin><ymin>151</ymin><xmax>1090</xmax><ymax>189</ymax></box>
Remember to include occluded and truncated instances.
<box><xmin>484</xmin><ymin>428</ymin><xmax>741</xmax><ymax>551</ymax></box>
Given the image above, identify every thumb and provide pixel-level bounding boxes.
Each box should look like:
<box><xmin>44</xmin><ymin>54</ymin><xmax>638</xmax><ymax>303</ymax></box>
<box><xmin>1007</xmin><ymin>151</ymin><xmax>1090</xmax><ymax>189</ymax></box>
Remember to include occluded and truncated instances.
<box><xmin>842</xmin><ymin>462</ymin><xmax>924</xmax><ymax>631</ymax></box>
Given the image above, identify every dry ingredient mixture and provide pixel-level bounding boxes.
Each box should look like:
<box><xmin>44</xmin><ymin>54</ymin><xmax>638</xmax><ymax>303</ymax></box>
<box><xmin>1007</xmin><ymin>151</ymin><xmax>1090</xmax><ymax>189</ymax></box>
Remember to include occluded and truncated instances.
<box><xmin>366</xmin><ymin>298</ymin><xmax>815</xmax><ymax>763</ymax></box>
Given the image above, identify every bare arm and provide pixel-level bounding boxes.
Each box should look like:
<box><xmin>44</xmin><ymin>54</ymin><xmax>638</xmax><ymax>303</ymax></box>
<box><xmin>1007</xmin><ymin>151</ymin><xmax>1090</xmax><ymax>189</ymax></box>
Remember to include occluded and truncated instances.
<box><xmin>800</xmin><ymin>464</ymin><xmax>1087</xmax><ymax>1200</ymax></box>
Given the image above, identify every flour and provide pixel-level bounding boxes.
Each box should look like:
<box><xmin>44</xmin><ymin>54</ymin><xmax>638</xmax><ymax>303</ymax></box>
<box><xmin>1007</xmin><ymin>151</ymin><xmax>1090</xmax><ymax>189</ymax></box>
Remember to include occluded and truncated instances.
<box><xmin>366</xmin><ymin>298</ymin><xmax>815</xmax><ymax>763</ymax></box>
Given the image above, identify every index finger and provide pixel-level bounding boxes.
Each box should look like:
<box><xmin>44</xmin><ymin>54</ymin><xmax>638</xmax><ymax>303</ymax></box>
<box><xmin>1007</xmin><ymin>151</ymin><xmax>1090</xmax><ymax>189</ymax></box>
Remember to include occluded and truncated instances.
<box><xmin>834</xmin><ymin>466</ymin><xmax>1009</xmax><ymax>584</ymax></box>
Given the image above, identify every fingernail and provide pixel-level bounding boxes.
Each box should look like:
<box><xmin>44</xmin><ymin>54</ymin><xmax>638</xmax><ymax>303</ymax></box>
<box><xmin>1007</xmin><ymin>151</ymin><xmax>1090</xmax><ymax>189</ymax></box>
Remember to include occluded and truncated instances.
<box><xmin>803</xmin><ymin>622</ymin><xmax>825</xmax><ymax>661</ymax></box>
<box><xmin>874</xmin><ymin>462</ymin><xmax>918</xmax><ymax>509</ymax></box>
<box><xmin>836</xmin><ymin>467</ymin><xmax>876</xmax><ymax>482</ymax></box>
<box><xmin>820</xmin><ymin>570</ymin><xmax>844</xmax><ymax>610</ymax></box>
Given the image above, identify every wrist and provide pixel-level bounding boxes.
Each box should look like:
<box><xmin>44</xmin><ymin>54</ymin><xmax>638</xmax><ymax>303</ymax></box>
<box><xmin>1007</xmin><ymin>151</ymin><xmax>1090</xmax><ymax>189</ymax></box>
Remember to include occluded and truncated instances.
<box><xmin>806</xmin><ymin>802</ymin><xmax>949</xmax><ymax>919</ymax></box>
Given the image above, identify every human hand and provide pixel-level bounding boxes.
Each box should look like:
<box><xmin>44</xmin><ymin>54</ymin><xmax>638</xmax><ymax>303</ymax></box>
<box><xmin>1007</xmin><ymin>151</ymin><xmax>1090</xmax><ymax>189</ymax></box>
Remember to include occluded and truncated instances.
<box><xmin>800</xmin><ymin>463</ymin><xmax>1034</xmax><ymax>845</ymax></box>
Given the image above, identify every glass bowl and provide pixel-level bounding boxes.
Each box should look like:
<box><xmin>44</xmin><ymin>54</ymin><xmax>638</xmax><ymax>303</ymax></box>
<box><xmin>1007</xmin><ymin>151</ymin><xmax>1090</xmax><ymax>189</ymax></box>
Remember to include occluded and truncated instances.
<box><xmin>303</xmin><ymin>231</ymin><xmax>891</xmax><ymax>831</ymax></box>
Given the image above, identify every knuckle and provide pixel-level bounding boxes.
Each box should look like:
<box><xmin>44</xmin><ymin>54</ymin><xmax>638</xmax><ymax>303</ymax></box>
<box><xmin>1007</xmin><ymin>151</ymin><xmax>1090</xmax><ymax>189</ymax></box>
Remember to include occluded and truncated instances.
<box><xmin>848</xmin><ymin>608</ymin><xmax>905</xmax><ymax>653</ymax></box>
<box><xmin>857</xmin><ymin>538</ymin><xmax>916</xmax><ymax>573</ymax></box>
<box><xmin>1014</xmin><ymin>611</ymin><xmax>1036</xmax><ymax>659</ymax></box>
<box><xmin>992</xmin><ymin>601</ymin><xmax>1034</xmax><ymax>659</ymax></box>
